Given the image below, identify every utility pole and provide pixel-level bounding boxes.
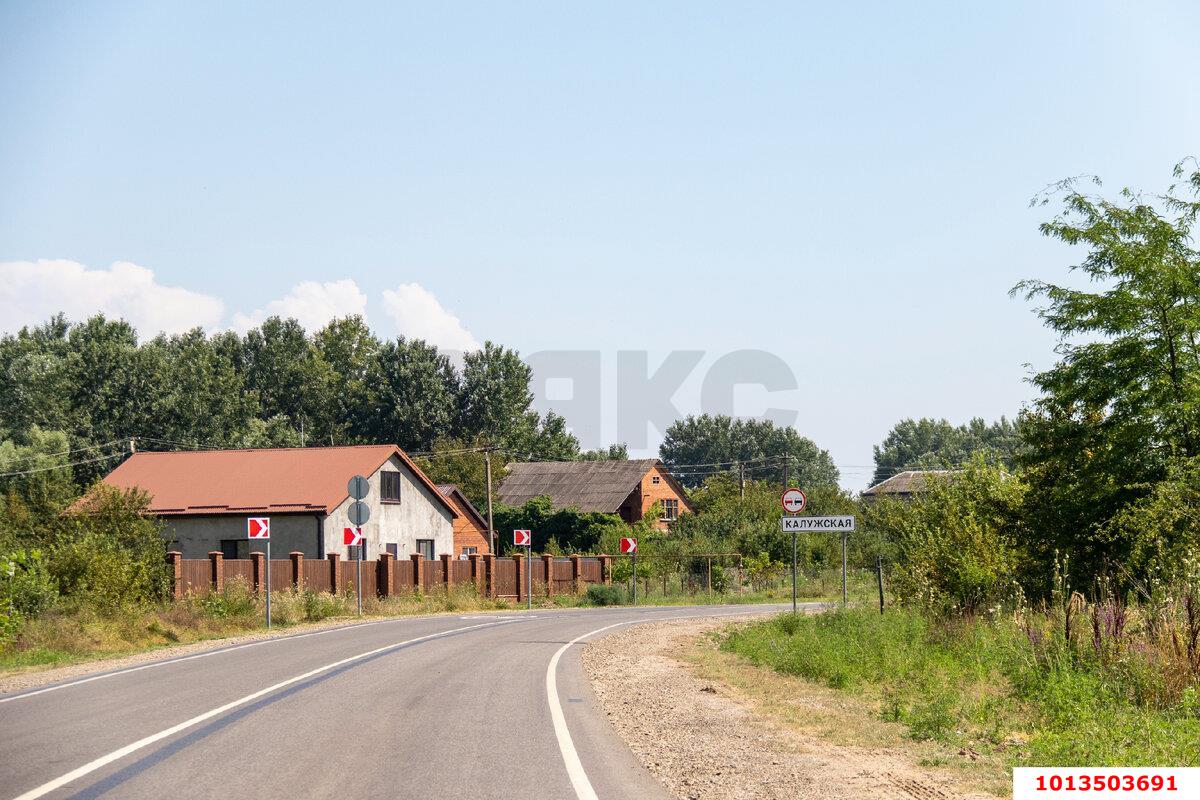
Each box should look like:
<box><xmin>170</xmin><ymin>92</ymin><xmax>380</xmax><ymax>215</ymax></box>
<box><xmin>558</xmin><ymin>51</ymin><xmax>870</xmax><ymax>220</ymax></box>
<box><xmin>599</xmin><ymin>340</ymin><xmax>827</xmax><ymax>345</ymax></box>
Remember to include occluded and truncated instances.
<box><xmin>129</xmin><ymin>436</ymin><xmax>137</xmax><ymax>455</ymax></box>
<box><xmin>781</xmin><ymin>452</ymin><xmax>788</xmax><ymax>491</ymax></box>
<box><xmin>484</xmin><ymin>447</ymin><xmax>496</xmax><ymax>555</ymax></box>
<box><xmin>738</xmin><ymin>462</ymin><xmax>746</xmax><ymax>499</ymax></box>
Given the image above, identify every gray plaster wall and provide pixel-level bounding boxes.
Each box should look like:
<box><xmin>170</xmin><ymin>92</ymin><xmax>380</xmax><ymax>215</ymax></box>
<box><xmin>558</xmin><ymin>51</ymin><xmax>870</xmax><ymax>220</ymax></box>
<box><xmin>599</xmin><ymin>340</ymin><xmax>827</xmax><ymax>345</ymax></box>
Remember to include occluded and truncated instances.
<box><xmin>163</xmin><ymin>514</ymin><xmax>323</xmax><ymax>559</ymax></box>
<box><xmin>324</xmin><ymin>454</ymin><xmax>454</xmax><ymax>559</ymax></box>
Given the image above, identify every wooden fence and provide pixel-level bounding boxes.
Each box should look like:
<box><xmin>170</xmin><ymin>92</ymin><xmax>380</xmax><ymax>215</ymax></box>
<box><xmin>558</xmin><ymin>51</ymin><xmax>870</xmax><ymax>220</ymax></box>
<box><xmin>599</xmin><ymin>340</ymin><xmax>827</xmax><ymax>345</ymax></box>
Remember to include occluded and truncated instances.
<box><xmin>166</xmin><ymin>551</ymin><xmax>615</xmax><ymax>603</ymax></box>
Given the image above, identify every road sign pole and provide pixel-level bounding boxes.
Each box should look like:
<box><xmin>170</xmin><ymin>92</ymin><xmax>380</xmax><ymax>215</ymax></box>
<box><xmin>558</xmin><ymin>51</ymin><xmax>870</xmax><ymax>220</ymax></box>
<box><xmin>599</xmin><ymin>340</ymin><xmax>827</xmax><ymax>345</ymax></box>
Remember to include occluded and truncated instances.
<box><xmin>526</xmin><ymin>544</ymin><xmax>532</xmax><ymax>610</ymax></box>
<box><xmin>791</xmin><ymin>529</ymin><xmax>797</xmax><ymax>614</ymax></box>
<box><xmin>876</xmin><ymin>554</ymin><xmax>885</xmax><ymax>615</ymax></box>
<box><xmin>266</xmin><ymin>539</ymin><xmax>271</xmax><ymax>629</ymax></box>
<box><xmin>357</xmin><ymin>541</ymin><xmax>363</xmax><ymax>616</ymax></box>
<box><xmin>632</xmin><ymin>550</ymin><xmax>636</xmax><ymax>607</ymax></box>
<box><xmin>841</xmin><ymin>532</ymin><xmax>848</xmax><ymax>606</ymax></box>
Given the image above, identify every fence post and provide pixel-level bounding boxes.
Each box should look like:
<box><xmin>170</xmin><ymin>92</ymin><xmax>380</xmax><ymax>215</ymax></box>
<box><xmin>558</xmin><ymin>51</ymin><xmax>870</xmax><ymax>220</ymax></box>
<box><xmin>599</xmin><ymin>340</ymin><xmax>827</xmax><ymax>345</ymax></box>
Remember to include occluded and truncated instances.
<box><xmin>569</xmin><ymin>554</ymin><xmax>582</xmax><ymax>593</ymax></box>
<box><xmin>379</xmin><ymin>552</ymin><xmax>394</xmax><ymax>597</ymax></box>
<box><xmin>411</xmin><ymin>553</ymin><xmax>424</xmax><ymax>592</ymax></box>
<box><xmin>167</xmin><ymin>551</ymin><xmax>183</xmax><ymax>600</ymax></box>
<box><xmin>542</xmin><ymin>554</ymin><xmax>555</xmax><ymax>596</ymax></box>
<box><xmin>441</xmin><ymin>553</ymin><xmax>454</xmax><ymax>592</ymax></box>
<box><xmin>290</xmin><ymin>551</ymin><xmax>304</xmax><ymax>589</ymax></box>
<box><xmin>208</xmin><ymin>551</ymin><xmax>224</xmax><ymax>593</ymax></box>
<box><xmin>513</xmin><ymin>554</ymin><xmax>526</xmax><ymax>602</ymax></box>
<box><xmin>599</xmin><ymin>554</ymin><xmax>612</xmax><ymax>585</ymax></box>
<box><xmin>250</xmin><ymin>551</ymin><xmax>265</xmax><ymax>593</ymax></box>
<box><xmin>468</xmin><ymin>553</ymin><xmax>483</xmax><ymax>594</ymax></box>
<box><xmin>482</xmin><ymin>554</ymin><xmax>496</xmax><ymax>598</ymax></box>
<box><xmin>327</xmin><ymin>553</ymin><xmax>341</xmax><ymax>594</ymax></box>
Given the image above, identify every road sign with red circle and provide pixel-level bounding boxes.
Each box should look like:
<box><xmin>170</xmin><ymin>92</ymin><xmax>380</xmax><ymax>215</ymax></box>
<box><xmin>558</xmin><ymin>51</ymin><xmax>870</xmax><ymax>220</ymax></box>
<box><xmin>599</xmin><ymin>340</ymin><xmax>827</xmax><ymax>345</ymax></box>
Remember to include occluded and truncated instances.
<box><xmin>247</xmin><ymin>517</ymin><xmax>270</xmax><ymax>539</ymax></box>
<box><xmin>513</xmin><ymin>529</ymin><xmax>531</xmax><ymax>547</ymax></box>
<box><xmin>620</xmin><ymin>537</ymin><xmax>637</xmax><ymax>554</ymax></box>
<box><xmin>781</xmin><ymin>488</ymin><xmax>807</xmax><ymax>515</ymax></box>
<box><xmin>343</xmin><ymin>527</ymin><xmax>363</xmax><ymax>546</ymax></box>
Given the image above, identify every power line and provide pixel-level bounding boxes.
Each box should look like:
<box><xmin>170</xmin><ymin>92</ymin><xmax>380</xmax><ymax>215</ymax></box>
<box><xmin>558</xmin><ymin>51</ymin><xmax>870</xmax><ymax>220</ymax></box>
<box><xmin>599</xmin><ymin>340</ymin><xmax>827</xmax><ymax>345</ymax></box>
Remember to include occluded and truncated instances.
<box><xmin>0</xmin><ymin>451</ymin><xmax>124</xmax><ymax>479</ymax></box>
<box><xmin>0</xmin><ymin>439</ymin><xmax>125</xmax><ymax>467</ymax></box>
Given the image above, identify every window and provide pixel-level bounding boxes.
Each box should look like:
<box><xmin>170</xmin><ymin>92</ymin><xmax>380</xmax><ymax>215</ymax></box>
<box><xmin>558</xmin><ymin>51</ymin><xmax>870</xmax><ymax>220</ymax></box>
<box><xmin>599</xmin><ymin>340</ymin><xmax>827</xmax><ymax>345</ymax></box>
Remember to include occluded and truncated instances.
<box><xmin>220</xmin><ymin>540</ymin><xmax>246</xmax><ymax>560</ymax></box>
<box><xmin>348</xmin><ymin>545</ymin><xmax>363</xmax><ymax>561</ymax></box>
<box><xmin>659</xmin><ymin>498</ymin><xmax>680</xmax><ymax>521</ymax></box>
<box><xmin>652</xmin><ymin>475</ymin><xmax>660</xmax><ymax>484</ymax></box>
<box><xmin>417</xmin><ymin>539</ymin><xmax>435</xmax><ymax>560</ymax></box>
<box><xmin>461</xmin><ymin>546</ymin><xmax>478</xmax><ymax>556</ymax></box>
<box><xmin>381</xmin><ymin>471</ymin><xmax>402</xmax><ymax>502</ymax></box>
<box><xmin>386</xmin><ymin>543</ymin><xmax>399</xmax><ymax>558</ymax></box>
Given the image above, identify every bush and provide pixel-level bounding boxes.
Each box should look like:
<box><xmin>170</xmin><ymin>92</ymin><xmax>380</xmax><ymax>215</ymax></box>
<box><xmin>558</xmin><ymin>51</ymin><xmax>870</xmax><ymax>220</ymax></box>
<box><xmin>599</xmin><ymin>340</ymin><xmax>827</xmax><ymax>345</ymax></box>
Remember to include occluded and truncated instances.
<box><xmin>585</xmin><ymin>583</ymin><xmax>626</xmax><ymax>606</ymax></box>
<box><xmin>2</xmin><ymin>548</ymin><xmax>58</xmax><ymax>616</ymax></box>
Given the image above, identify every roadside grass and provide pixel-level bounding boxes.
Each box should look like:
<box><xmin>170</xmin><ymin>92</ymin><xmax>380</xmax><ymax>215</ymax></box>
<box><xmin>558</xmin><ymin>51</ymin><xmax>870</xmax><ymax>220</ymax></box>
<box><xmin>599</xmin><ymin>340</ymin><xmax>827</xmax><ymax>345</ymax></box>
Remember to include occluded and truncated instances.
<box><xmin>720</xmin><ymin>607</ymin><xmax>1200</xmax><ymax>769</ymax></box>
<box><xmin>682</xmin><ymin>626</ymin><xmax>1012</xmax><ymax>797</ymax></box>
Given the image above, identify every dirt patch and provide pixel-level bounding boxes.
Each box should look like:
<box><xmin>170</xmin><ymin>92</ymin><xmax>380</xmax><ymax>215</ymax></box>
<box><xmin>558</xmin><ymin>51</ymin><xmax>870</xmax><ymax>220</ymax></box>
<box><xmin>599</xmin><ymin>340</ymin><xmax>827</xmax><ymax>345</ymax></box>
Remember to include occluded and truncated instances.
<box><xmin>583</xmin><ymin>618</ymin><xmax>1004</xmax><ymax>800</ymax></box>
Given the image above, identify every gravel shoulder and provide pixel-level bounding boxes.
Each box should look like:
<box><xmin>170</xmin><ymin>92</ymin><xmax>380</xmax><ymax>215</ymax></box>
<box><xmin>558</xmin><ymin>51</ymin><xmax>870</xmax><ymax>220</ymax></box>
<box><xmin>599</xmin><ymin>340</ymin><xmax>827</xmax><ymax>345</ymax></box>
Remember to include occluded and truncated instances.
<box><xmin>583</xmin><ymin>617</ymin><xmax>1007</xmax><ymax>800</ymax></box>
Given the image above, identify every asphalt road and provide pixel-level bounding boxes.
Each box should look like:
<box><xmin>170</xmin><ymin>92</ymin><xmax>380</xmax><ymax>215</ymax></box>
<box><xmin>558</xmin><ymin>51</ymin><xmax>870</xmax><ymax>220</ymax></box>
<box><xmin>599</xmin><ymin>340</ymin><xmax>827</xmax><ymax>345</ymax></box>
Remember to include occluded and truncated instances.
<box><xmin>0</xmin><ymin>603</ymin><xmax>808</xmax><ymax>800</ymax></box>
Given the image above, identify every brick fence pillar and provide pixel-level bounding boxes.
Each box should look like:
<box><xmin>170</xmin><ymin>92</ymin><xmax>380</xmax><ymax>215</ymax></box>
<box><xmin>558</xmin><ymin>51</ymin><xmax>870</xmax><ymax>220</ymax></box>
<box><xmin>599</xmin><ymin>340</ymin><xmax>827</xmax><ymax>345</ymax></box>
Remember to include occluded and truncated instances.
<box><xmin>378</xmin><ymin>552</ymin><xmax>394</xmax><ymax>596</ymax></box>
<box><xmin>167</xmin><ymin>551</ymin><xmax>183</xmax><ymax>600</ymax></box>
<box><xmin>250</xmin><ymin>551</ymin><xmax>265</xmax><ymax>593</ymax></box>
<box><xmin>513</xmin><ymin>554</ymin><xmax>526</xmax><ymax>602</ymax></box>
<box><xmin>599</xmin><ymin>554</ymin><xmax>613</xmax><ymax>585</ymax></box>
<box><xmin>328</xmin><ymin>553</ymin><xmax>341</xmax><ymax>594</ymax></box>
<box><xmin>290</xmin><ymin>551</ymin><xmax>304</xmax><ymax>589</ymax></box>
<box><xmin>441</xmin><ymin>553</ymin><xmax>453</xmax><ymax>592</ymax></box>
<box><xmin>482</xmin><ymin>554</ymin><xmax>496</xmax><ymax>598</ymax></box>
<box><xmin>542</xmin><ymin>554</ymin><xmax>555</xmax><ymax>596</ymax></box>
<box><xmin>208</xmin><ymin>551</ymin><xmax>224</xmax><ymax>593</ymax></box>
<box><xmin>411</xmin><ymin>553</ymin><xmax>424</xmax><ymax>592</ymax></box>
<box><xmin>468</xmin><ymin>553</ymin><xmax>483</xmax><ymax>594</ymax></box>
<box><xmin>569</xmin><ymin>554</ymin><xmax>582</xmax><ymax>594</ymax></box>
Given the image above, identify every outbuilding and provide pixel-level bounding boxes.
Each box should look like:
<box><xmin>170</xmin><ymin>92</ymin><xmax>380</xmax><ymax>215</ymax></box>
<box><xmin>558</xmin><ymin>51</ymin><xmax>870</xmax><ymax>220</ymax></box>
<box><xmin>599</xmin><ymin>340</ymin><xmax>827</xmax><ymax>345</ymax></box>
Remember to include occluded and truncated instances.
<box><xmin>97</xmin><ymin>445</ymin><xmax>457</xmax><ymax>560</ymax></box>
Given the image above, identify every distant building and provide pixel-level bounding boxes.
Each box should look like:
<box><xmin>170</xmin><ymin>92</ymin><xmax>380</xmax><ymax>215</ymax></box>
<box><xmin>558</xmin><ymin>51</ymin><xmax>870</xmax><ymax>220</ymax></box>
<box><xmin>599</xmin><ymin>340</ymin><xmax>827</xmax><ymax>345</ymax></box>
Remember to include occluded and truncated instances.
<box><xmin>861</xmin><ymin>469</ymin><xmax>959</xmax><ymax>501</ymax></box>
<box><xmin>437</xmin><ymin>484</ymin><xmax>491</xmax><ymax>556</ymax></box>
<box><xmin>497</xmin><ymin>459</ymin><xmax>694</xmax><ymax>531</ymax></box>
<box><xmin>95</xmin><ymin>445</ymin><xmax>457</xmax><ymax>560</ymax></box>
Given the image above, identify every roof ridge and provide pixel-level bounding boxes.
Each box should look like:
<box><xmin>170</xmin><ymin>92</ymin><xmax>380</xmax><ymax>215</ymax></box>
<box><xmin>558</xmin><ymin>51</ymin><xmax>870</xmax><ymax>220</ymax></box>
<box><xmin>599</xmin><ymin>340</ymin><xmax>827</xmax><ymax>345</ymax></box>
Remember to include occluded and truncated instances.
<box><xmin>133</xmin><ymin>444</ymin><xmax>397</xmax><ymax>454</ymax></box>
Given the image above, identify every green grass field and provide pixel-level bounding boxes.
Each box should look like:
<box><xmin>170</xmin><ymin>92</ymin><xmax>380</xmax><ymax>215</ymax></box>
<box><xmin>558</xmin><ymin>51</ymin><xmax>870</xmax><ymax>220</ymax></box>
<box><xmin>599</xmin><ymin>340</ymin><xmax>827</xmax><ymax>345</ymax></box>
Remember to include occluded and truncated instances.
<box><xmin>721</xmin><ymin>607</ymin><xmax>1200</xmax><ymax>767</ymax></box>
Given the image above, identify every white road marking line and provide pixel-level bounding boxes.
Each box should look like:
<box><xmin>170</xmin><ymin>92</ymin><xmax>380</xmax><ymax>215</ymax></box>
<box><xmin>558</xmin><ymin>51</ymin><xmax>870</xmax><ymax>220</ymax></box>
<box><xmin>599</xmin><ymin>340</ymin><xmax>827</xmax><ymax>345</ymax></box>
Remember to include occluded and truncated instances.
<box><xmin>8</xmin><ymin>620</ymin><xmax>513</xmax><ymax>800</ymax></box>
<box><xmin>546</xmin><ymin>607</ymin><xmax>768</xmax><ymax>800</ymax></box>
<box><xmin>0</xmin><ymin>616</ymin><xmax>417</xmax><ymax>705</ymax></box>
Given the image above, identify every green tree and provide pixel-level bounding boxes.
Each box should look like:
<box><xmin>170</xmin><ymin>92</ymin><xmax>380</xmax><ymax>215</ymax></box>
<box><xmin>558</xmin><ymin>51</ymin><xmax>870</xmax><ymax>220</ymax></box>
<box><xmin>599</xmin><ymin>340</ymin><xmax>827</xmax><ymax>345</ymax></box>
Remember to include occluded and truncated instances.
<box><xmin>314</xmin><ymin>316</ymin><xmax>380</xmax><ymax>443</ymax></box>
<box><xmin>872</xmin><ymin>416</ymin><xmax>1020</xmax><ymax>486</ymax></box>
<box><xmin>579</xmin><ymin>443</ymin><xmax>629</xmax><ymax>460</ymax></box>
<box><xmin>362</xmin><ymin>338</ymin><xmax>460</xmax><ymax>451</ymax></box>
<box><xmin>0</xmin><ymin>428</ymin><xmax>82</xmax><ymax>549</ymax></box>
<box><xmin>866</xmin><ymin>458</ymin><xmax>1027</xmax><ymax>613</ymax></box>
<box><xmin>241</xmin><ymin>317</ymin><xmax>336</xmax><ymax>445</ymax></box>
<box><xmin>659</xmin><ymin>414</ymin><xmax>838</xmax><ymax>489</ymax></box>
<box><xmin>1013</xmin><ymin>164</ymin><xmax>1200</xmax><ymax>583</ymax></box>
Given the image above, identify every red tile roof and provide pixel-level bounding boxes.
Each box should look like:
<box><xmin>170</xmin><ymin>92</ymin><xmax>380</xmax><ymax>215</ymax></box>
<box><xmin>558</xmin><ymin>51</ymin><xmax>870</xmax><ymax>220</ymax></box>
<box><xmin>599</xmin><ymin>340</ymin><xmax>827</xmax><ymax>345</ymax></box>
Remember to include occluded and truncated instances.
<box><xmin>98</xmin><ymin>445</ymin><xmax>457</xmax><ymax>517</ymax></box>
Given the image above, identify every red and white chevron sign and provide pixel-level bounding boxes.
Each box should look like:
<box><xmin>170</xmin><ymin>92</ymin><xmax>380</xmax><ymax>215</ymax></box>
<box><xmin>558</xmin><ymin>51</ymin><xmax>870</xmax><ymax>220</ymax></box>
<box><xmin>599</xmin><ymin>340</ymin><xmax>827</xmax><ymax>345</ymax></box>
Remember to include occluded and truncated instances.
<box><xmin>513</xmin><ymin>529</ymin><xmax>531</xmax><ymax>547</ymax></box>
<box><xmin>247</xmin><ymin>517</ymin><xmax>270</xmax><ymax>539</ymax></box>
<box><xmin>343</xmin><ymin>527</ymin><xmax>363</xmax><ymax>546</ymax></box>
<box><xmin>620</xmin><ymin>537</ymin><xmax>637</xmax><ymax>554</ymax></box>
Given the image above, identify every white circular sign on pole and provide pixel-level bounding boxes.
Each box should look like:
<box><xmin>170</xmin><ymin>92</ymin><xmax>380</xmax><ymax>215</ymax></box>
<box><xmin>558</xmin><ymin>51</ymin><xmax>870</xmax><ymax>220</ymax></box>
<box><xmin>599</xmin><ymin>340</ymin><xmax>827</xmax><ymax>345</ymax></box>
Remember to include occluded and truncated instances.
<box><xmin>781</xmin><ymin>488</ymin><xmax>807</xmax><ymax>515</ymax></box>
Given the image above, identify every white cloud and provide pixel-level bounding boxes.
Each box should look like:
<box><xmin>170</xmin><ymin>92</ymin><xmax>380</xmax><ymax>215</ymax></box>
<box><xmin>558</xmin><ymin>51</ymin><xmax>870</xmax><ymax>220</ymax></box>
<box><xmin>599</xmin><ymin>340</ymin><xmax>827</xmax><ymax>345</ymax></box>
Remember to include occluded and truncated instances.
<box><xmin>382</xmin><ymin>283</ymin><xmax>479</xmax><ymax>351</ymax></box>
<box><xmin>231</xmin><ymin>279</ymin><xmax>368</xmax><ymax>333</ymax></box>
<box><xmin>0</xmin><ymin>259</ymin><xmax>225</xmax><ymax>337</ymax></box>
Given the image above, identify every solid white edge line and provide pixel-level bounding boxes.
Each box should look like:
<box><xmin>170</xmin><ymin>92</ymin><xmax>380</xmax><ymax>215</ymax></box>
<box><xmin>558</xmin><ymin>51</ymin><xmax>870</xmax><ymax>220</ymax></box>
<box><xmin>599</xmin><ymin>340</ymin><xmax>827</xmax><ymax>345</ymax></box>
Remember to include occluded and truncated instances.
<box><xmin>9</xmin><ymin>620</ymin><xmax>513</xmax><ymax>800</ymax></box>
<box><xmin>0</xmin><ymin>615</ymin><xmax>435</xmax><ymax>705</ymax></box>
<box><xmin>546</xmin><ymin>608</ymin><xmax>771</xmax><ymax>800</ymax></box>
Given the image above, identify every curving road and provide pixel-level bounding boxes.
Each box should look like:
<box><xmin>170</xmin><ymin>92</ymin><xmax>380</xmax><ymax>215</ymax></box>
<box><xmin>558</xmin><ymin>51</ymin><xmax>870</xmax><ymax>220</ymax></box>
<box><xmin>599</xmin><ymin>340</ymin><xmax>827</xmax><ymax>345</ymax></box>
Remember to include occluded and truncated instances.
<box><xmin>0</xmin><ymin>603</ymin><xmax>807</xmax><ymax>800</ymax></box>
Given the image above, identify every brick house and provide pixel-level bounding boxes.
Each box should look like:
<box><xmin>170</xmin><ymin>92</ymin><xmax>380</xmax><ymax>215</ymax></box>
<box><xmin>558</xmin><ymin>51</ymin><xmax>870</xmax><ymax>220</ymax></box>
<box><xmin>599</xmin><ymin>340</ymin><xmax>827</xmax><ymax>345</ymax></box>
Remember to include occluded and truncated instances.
<box><xmin>437</xmin><ymin>484</ymin><xmax>492</xmax><ymax>556</ymax></box>
<box><xmin>97</xmin><ymin>445</ymin><xmax>458</xmax><ymax>560</ymax></box>
<box><xmin>497</xmin><ymin>459</ymin><xmax>693</xmax><ymax>531</ymax></box>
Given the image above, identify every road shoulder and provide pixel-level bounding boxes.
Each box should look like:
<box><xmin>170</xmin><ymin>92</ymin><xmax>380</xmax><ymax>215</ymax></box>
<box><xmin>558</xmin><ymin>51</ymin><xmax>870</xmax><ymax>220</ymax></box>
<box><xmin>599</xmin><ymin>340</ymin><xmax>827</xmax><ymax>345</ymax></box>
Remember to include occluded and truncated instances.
<box><xmin>583</xmin><ymin>618</ymin><xmax>1007</xmax><ymax>800</ymax></box>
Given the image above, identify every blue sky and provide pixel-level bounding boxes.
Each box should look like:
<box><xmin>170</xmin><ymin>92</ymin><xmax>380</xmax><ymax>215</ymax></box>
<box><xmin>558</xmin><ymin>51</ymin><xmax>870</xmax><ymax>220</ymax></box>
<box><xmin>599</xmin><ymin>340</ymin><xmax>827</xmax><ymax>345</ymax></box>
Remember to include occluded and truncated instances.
<box><xmin>2</xmin><ymin>1</ymin><xmax>1197</xmax><ymax>488</ymax></box>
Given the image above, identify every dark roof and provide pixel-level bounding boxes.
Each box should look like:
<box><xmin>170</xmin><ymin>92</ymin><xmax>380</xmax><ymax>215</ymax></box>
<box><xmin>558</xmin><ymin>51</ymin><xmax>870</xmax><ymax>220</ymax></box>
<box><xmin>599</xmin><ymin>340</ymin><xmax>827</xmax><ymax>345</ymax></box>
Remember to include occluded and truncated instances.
<box><xmin>94</xmin><ymin>445</ymin><xmax>457</xmax><ymax>517</ymax></box>
<box><xmin>498</xmin><ymin>459</ymin><xmax>668</xmax><ymax>513</ymax></box>
<box><xmin>436</xmin><ymin>484</ymin><xmax>488</xmax><ymax>530</ymax></box>
<box><xmin>862</xmin><ymin>470</ymin><xmax>959</xmax><ymax>497</ymax></box>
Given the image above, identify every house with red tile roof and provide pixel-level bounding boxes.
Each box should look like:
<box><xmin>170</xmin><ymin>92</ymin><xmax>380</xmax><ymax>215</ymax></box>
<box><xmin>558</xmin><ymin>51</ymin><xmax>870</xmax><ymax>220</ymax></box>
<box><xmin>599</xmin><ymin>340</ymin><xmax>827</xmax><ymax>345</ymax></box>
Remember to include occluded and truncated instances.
<box><xmin>97</xmin><ymin>445</ymin><xmax>457</xmax><ymax>560</ymax></box>
<box><xmin>436</xmin><ymin>484</ymin><xmax>492</xmax><ymax>556</ymax></box>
